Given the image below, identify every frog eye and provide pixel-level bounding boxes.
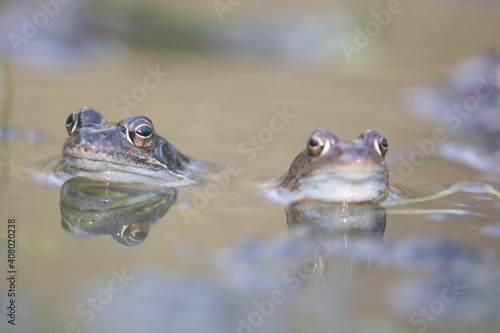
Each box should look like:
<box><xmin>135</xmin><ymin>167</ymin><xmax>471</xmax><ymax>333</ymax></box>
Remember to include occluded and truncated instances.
<box><xmin>126</xmin><ymin>120</ymin><xmax>155</xmax><ymax>148</ymax></box>
<box><xmin>66</xmin><ymin>107</ymin><xmax>106</xmax><ymax>135</ymax></box>
<box><xmin>307</xmin><ymin>135</ymin><xmax>331</xmax><ymax>157</ymax></box>
<box><xmin>374</xmin><ymin>136</ymin><xmax>388</xmax><ymax>156</ymax></box>
<box><xmin>119</xmin><ymin>222</ymin><xmax>148</xmax><ymax>246</ymax></box>
<box><xmin>65</xmin><ymin>112</ymin><xmax>78</xmax><ymax>135</ymax></box>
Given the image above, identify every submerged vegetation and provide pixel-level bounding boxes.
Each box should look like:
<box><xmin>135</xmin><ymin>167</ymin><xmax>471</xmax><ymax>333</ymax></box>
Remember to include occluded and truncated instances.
<box><xmin>0</xmin><ymin>52</ymin><xmax>13</xmax><ymax>193</ymax></box>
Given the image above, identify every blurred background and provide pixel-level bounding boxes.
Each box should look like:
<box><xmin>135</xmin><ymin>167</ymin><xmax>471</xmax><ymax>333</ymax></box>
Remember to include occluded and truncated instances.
<box><xmin>1</xmin><ymin>0</ymin><xmax>499</xmax><ymax>167</ymax></box>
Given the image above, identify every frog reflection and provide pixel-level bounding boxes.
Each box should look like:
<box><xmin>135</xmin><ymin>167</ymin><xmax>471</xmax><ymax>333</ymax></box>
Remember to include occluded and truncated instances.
<box><xmin>60</xmin><ymin>177</ymin><xmax>176</xmax><ymax>246</ymax></box>
<box><xmin>286</xmin><ymin>200</ymin><xmax>386</xmax><ymax>284</ymax></box>
<box><xmin>286</xmin><ymin>200</ymin><xmax>386</xmax><ymax>239</ymax></box>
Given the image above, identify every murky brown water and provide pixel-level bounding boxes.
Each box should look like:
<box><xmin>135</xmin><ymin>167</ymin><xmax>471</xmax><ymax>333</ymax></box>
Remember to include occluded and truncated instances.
<box><xmin>1</xmin><ymin>1</ymin><xmax>500</xmax><ymax>332</ymax></box>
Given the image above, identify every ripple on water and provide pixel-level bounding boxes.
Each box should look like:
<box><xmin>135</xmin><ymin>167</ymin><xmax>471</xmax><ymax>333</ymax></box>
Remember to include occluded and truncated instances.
<box><xmin>452</xmin><ymin>202</ymin><xmax>479</xmax><ymax>208</ymax></box>
<box><xmin>424</xmin><ymin>214</ymin><xmax>451</xmax><ymax>222</ymax></box>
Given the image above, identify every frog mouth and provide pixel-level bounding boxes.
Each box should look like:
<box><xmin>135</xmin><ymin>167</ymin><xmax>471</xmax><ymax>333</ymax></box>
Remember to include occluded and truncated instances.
<box><xmin>62</xmin><ymin>146</ymin><xmax>163</xmax><ymax>170</ymax></box>
<box><xmin>60</xmin><ymin>155</ymin><xmax>185</xmax><ymax>179</ymax></box>
<box><xmin>55</xmin><ymin>156</ymin><xmax>197</xmax><ymax>187</ymax></box>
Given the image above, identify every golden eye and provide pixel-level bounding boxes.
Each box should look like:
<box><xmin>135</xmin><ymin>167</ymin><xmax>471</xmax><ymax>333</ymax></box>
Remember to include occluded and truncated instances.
<box><xmin>65</xmin><ymin>112</ymin><xmax>77</xmax><ymax>135</ymax></box>
<box><xmin>307</xmin><ymin>135</ymin><xmax>330</xmax><ymax>157</ymax></box>
<box><xmin>374</xmin><ymin>136</ymin><xmax>388</xmax><ymax>156</ymax></box>
<box><xmin>126</xmin><ymin>120</ymin><xmax>155</xmax><ymax>148</ymax></box>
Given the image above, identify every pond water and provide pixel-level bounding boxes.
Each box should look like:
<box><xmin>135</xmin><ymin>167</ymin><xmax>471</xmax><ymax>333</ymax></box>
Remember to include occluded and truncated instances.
<box><xmin>1</xmin><ymin>1</ymin><xmax>500</xmax><ymax>332</ymax></box>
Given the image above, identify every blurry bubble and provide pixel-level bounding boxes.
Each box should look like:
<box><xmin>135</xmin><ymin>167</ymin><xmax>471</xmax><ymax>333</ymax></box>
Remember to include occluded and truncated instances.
<box><xmin>193</xmin><ymin>101</ymin><xmax>221</xmax><ymax>139</ymax></box>
<box><xmin>195</xmin><ymin>101</ymin><xmax>221</xmax><ymax>124</ymax></box>
<box><xmin>193</xmin><ymin>122</ymin><xmax>213</xmax><ymax>139</ymax></box>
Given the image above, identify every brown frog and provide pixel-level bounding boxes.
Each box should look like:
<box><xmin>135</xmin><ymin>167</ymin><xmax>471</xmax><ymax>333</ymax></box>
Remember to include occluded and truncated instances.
<box><xmin>274</xmin><ymin>129</ymin><xmax>389</xmax><ymax>203</ymax></box>
<box><xmin>50</xmin><ymin>107</ymin><xmax>205</xmax><ymax>186</ymax></box>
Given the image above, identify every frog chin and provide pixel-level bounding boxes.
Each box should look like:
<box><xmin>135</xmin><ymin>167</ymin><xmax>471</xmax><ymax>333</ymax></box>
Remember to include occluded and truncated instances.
<box><xmin>291</xmin><ymin>170</ymin><xmax>388</xmax><ymax>203</ymax></box>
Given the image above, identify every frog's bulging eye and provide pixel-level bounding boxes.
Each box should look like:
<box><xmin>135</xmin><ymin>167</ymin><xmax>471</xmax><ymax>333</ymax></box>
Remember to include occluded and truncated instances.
<box><xmin>374</xmin><ymin>136</ymin><xmax>388</xmax><ymax>156</ymax></box>
<box><xmin>65</xmin><ymin>112</ymin><xmax>77</xmax><ymax>135</ymax></box>
<box><xmin>127</xmin><ymin>120</ymin><xmax>155</xmax><ymax>148</ymax></box>
<box><xmin>307</xmin><ymin>135</ymin><xmax>330</xmax><ymax>157</ymax></box>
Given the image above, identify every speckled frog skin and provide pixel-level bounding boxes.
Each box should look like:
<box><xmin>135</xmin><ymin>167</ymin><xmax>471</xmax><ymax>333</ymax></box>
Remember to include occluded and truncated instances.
<box><xmin>51</xmin><ymin>107</ymin><xmax>203</xmax><ymax>186</ymax></box>
<box><xmin>275</xmin><ymin>129</ymin><xmax>389</xmax><ymax>203</ymax></box>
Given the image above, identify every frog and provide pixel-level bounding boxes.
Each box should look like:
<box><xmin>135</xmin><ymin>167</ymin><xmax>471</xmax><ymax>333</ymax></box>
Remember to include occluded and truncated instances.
<box><xmin>274</xmin><ymin>129</ymin><xmax>389</xmax><ymax>203</ymax></box>
<box><xmin>49</xmin><ymin>107</ymin><xmax>206</xmax><ymax>186</ymax></box>
<box><xmin>270</xmin><ymin>128</ymin><xmax>500</xmax><ymax>212</ymax></box>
